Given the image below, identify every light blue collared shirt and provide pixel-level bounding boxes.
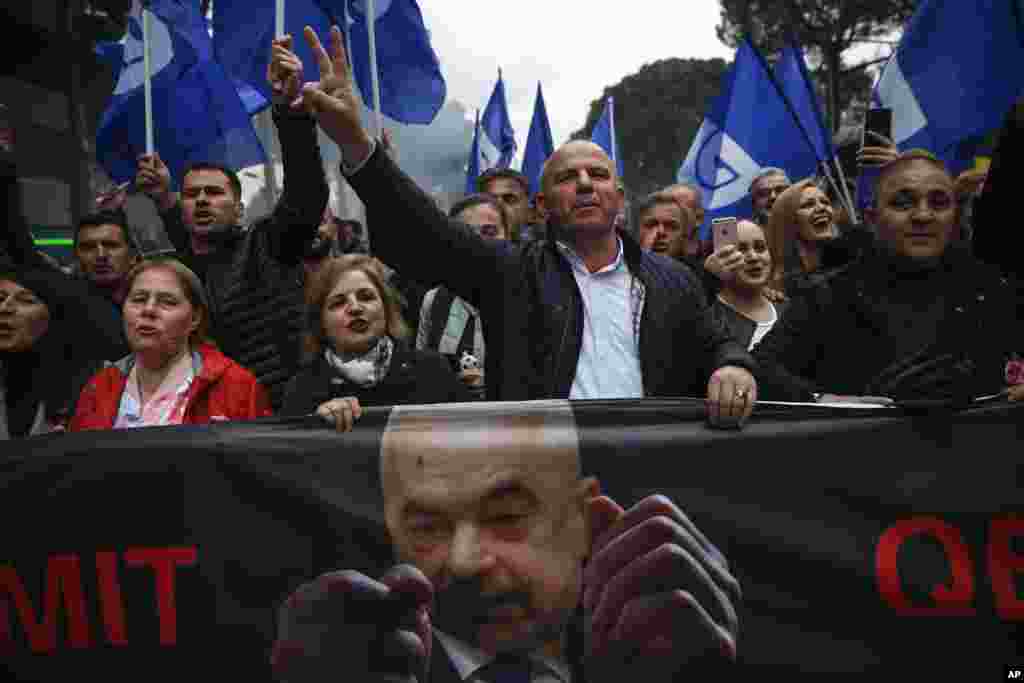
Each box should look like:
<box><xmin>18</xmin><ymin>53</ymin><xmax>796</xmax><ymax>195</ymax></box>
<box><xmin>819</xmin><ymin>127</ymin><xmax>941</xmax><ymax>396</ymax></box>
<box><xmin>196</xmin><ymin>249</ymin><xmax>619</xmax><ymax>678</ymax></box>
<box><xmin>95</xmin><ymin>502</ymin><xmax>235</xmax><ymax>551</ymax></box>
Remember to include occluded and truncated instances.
<box><xmin>555</xmin><ymin>238</ymin><xmax>645</xmax><ymax>400</ymax></box>
<box><xmin>433</xmin><ymin>629</ymin><xmax>571</xmax><ymax>683</ymax></box>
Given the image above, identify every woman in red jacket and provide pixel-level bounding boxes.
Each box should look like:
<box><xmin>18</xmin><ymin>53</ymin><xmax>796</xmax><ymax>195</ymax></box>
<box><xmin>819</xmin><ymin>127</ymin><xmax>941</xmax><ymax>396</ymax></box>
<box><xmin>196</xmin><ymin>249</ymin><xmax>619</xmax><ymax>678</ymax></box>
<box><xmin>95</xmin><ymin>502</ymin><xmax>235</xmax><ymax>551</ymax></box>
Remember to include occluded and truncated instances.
<box><xmin>71</xmin><ymin>258</ymin><xmax>271</xmax><ymax>430</ymax></box>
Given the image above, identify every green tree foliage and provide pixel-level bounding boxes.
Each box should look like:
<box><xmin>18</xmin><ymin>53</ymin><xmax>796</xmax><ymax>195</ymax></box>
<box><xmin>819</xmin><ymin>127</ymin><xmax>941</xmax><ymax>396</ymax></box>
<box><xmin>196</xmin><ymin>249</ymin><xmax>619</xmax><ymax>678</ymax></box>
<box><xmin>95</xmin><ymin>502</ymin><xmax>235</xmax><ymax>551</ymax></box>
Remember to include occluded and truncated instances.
<box><xmin>572</xmin><ymin>58</ymin><xmax>729</xmax><ymax>200</ymax></box>
<box><xmin>716</xmin><ymin>0</ymin><xmax>915</xmax><ymax>131</ymax></box>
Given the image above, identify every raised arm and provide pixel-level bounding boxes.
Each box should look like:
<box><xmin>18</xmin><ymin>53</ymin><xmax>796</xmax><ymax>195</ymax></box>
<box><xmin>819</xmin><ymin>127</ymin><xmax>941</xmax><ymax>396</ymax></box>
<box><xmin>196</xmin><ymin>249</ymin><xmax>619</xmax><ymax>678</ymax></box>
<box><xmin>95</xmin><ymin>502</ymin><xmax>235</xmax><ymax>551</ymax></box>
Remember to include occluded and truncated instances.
<box><xmin>261</xmin><ymin>34</ymin><xmax>329</xmax><ymax>264</ymax></box>
<box><xmin>136</xmin><ymin>152</ymin><xmax>188</xmax><ymax>254</ymax></box>
<box><xmin>293</xmin><ymin>25</ymin><xmax>510</xmax><ymax>307</ymax></box>
<box><xmin>256</xmin><ymin>107</ymin><xmax>328</xmax><ymax>265</ymax></box>
<box><xmin>0</xmin><ymin>157</ymin><xmax>44</xmax><ymax>267</ymax></box>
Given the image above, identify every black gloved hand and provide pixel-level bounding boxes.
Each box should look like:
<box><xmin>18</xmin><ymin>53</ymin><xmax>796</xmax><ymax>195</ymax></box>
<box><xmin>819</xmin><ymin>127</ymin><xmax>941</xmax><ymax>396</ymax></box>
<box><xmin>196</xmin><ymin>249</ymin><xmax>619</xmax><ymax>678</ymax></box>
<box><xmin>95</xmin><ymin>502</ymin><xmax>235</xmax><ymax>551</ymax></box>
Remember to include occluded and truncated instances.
<box><xmin>865</xmin><ymin>349</ymin><xmax>976</xmax><ymax>403</ymax></box>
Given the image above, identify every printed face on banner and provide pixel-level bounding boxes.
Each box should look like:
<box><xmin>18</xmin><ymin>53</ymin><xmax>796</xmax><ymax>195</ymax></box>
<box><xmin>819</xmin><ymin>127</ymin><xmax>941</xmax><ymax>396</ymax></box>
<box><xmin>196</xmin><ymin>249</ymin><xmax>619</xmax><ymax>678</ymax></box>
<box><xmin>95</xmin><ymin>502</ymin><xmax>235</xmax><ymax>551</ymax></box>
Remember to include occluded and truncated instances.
<box><xmin>380</xmin><ymin>402</ymin><xmax>599</xmax><ymax>657</ymax></box>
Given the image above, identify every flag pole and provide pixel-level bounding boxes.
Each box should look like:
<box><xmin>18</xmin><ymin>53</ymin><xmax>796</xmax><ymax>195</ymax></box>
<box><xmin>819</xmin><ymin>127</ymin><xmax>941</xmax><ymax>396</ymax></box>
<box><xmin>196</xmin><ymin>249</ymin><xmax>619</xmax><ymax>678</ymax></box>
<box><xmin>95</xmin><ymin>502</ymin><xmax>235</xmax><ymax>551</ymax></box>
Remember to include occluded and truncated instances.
<box><xmin>275</xmin><ymin>0</ymin><xmax>285</xmax><ymax>38</ymax></box>
<box><xmin>832</xmin><ymin>155</ymin><xmax>858</xmax><ymax>224</ymax></box>
<box><xmin>142</xmin><ymin>4</ymin><xmax>154</xmax><ymax>155</ymax></box>
<box><xmin>607</xmin><ymin>96</ymin><xmax>619</xmax><ymax>175</ymax></box>
<box><xmin>366</xmin><ymin>0</ymin><xmax>383</xmax><ymax>138</ymax></box>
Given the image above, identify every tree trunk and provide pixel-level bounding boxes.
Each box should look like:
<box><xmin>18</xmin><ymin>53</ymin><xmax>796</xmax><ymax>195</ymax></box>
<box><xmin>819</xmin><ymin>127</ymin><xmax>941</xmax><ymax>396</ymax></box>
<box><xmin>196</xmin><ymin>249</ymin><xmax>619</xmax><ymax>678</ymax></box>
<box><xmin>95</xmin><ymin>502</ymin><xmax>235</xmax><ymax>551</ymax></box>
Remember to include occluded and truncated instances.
<box><xmin>827</xmin><ymin>45</ymin><xmax>842</xmax><ymax>133</ymax></box>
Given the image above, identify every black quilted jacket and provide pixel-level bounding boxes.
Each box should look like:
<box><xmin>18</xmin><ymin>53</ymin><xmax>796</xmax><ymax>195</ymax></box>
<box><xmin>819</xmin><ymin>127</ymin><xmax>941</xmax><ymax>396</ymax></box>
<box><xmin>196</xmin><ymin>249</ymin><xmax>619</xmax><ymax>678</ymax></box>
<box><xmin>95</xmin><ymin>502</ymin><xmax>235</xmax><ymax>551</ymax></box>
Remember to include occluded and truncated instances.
<box><xmin>160</xmin><ymin>108</ymin><xmax>328</xmax><ymax>409</ymax></box>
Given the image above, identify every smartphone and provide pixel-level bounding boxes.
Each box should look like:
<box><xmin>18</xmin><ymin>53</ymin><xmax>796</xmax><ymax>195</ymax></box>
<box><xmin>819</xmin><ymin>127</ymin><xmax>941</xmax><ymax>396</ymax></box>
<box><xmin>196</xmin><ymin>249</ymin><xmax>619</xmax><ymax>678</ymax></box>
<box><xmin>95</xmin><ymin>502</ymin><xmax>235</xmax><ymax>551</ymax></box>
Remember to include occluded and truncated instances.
<box><xmin>862</xmin><ymin>108</ymin><xmax>893</xmax><ymax>148</ymax></box>
<box><xmin>712</xmin><ymin>217</ymin><xmax>739</xmax><ymax>251</ymax></box>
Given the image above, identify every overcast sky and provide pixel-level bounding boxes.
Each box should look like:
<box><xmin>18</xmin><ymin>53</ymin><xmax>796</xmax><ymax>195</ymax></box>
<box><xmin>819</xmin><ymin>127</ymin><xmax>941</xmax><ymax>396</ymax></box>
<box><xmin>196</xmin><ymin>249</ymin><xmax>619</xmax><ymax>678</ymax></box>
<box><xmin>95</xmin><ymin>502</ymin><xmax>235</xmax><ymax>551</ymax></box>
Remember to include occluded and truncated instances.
<box><xmin>418</xmin><ymin>1</ymin><xmax>736</xmax><ymax>150</ymax></box>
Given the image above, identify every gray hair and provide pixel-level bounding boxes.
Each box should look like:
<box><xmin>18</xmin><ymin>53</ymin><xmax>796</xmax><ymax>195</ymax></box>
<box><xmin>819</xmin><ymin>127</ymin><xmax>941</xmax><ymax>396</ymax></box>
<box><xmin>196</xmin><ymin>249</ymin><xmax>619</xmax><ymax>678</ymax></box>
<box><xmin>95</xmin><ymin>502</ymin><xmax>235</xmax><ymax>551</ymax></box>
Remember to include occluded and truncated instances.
<box><xmin>666</xmin><ymin>181</ymin><xmax>704</xmax><ymax>205</ymax></box>
<box><xmin>749</xmin><ymin>168</ymin><xmax>791</xmax><ymax>193</ymax></box>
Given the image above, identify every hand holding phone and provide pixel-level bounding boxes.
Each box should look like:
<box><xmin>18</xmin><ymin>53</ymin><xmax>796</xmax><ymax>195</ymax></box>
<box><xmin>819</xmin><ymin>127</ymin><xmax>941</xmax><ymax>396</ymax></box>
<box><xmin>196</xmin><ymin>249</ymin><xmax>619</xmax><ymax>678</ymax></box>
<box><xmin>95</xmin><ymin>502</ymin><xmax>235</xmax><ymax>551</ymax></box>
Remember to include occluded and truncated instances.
<box><xmin>860</xmin><ymin>108</ymin><xmax>895</xmax><ymax>167</ymax></box>
<box><xmin>712</xmin><ymin>217</ymin><xmax>739</xmax><ymax>252</ymax></box>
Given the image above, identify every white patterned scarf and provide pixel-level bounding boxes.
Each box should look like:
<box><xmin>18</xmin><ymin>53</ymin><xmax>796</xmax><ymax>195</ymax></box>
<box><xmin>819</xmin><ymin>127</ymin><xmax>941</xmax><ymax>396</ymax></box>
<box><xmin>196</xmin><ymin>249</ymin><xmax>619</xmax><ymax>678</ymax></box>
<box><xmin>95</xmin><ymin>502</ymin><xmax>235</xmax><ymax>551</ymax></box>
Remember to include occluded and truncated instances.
<box><xmin>324</xmin><ymin>336</ymin><xmax>395</xmax><ymax>388</ymax></box>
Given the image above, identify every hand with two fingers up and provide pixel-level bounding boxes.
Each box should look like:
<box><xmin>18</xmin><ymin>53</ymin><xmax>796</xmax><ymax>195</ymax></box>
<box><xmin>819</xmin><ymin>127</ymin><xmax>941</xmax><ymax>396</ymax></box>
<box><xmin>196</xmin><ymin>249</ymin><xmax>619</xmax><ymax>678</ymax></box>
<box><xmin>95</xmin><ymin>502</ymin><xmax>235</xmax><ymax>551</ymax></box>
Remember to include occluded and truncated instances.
<box><xmin>583</xmin><ymin>494</ymin><xmax>741</xmax><ymax>681</ymax></box>
<box><xmin>296</xmin><ymin>25</ymin><xmax>374</xmax><ymax>165</ymax></box>
<box><xmin>272</xmin><ymin>565</ymin><xmax>434</xmax><ymax>683</ymax></box>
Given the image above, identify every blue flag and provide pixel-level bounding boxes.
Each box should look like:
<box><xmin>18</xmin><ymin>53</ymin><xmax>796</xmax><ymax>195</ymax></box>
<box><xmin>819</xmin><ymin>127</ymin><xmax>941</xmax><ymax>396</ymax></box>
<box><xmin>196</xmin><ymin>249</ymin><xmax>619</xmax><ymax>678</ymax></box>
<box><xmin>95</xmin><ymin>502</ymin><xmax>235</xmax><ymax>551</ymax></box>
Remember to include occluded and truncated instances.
<box><xmin>97</xmin><ymin>0</ymin><xmax>266</xmax><ymax>186</ymax></box>
<box><xmin>521</xmin><ymin>83</ymin><xmax>554</xmax><ymax>198</ymax></box>
<box><xmin>214</xmin><ymin>0</ymin><xmax>331</xmax><ymax>116</ymax></box>
<box><xmin>339</xmin><ymin>0</ymin><xmax>447</xmax><ymax>125</ymax></box>
<box><xmin>591</xmin><ymin>96</ymin><xmax>624</xmax><ymax>178</ymax></box>
<box><xmin>466</xmin><ymin>109</ymin><xmax>483</xmax><ymax>195</ymax></box>
<box><xmin>774</xmin><ymin>43</ymin><xmax>834</xmax><ymax>164</ymax></box>
<box><xmin>215</xmin><ymin>0</ymin><xmax>446</xmax><ymax>124</ymax></box>
<box><xmin>481</xmin><ymin>71</ymin><xmax>517</xmax><ymax>169</ymax></box>
<box><xmin>677</xmin><ymin>39</ymin><xmax>818</xmax><ymax>234</ymax></box>
<box><xmin>94</xmin><ymin>40</ymin><xmax>126</xmax><ymax>82</ymax></box>
<box><xmin>874</xmin><ymin>0</ymin><xmax>1024</xmax><ymax>174</ymax></box>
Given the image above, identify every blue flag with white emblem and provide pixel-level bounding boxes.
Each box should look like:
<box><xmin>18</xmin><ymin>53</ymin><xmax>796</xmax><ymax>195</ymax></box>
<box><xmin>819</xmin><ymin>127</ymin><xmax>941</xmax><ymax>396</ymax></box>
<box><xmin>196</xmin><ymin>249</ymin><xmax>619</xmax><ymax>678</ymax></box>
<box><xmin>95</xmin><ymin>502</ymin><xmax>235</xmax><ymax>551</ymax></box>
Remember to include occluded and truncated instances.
<box><xmin>874</xmin><ymin>0</ymin><xmax>1024</xmax><ymax>175</ymax></box>
<box><xmin>591</xmin><ymin>96</ymin><xmax>624</xmax><ymax>179</ymax></box>
<box><xmin>466</xmin><ymin>109</ymin><xmax>483</xmax><ymax>195</ymax></box>
<box><xmin>521</xmin><ymin>83</ymin><xmax>554</xmax><ymax>198</ymax></box>
<box><xmin>677</xmin><ymin>39</ymin><xmax>818</xmax><ymax>235</ymax></box>
<box><xmin>96</xmin><ymin>0</ymin><xmax>266</xmax><ymax>186</ymax></box>
<box><xmin>481</xmin><ymin>71</ymin><xmax>517</xmax><ymax>169</ymax></box>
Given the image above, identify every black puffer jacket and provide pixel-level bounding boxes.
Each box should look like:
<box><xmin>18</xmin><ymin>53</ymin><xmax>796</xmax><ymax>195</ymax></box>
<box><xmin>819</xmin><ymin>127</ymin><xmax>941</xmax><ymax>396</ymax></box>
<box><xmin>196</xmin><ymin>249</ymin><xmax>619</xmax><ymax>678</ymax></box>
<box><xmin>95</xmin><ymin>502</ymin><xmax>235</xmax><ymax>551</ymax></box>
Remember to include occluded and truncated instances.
<box><xmin>346</xmin><ymin>146</ymin><xmax>754</xmax><ymax>401</ymax></box>
<box><xmin>159</xmin><ymin>108</ymin><xmax>328</xmax><ymax>408</ymax></box>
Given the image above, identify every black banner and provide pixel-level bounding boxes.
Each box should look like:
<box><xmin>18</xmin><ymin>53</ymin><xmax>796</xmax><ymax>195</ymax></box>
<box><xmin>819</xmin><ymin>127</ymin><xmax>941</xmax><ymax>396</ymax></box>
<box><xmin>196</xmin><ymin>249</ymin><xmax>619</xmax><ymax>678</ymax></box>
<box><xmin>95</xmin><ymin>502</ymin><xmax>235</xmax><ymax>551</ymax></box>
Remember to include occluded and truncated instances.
<box><xmin>2</xmin><ymin>399</ymin><xmax>1022</xmax><ymax>679</ymax></box>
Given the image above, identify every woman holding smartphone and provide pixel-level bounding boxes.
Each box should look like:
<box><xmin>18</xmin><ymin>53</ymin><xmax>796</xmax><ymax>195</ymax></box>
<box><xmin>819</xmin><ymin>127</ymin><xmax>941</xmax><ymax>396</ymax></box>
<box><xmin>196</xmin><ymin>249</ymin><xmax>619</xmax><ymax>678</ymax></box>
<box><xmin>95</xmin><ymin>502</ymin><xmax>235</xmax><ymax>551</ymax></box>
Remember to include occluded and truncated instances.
<box><xmin>708</xmin><ymin>220</ymin><xmax>787</xmax><ymax>350</ymax></box>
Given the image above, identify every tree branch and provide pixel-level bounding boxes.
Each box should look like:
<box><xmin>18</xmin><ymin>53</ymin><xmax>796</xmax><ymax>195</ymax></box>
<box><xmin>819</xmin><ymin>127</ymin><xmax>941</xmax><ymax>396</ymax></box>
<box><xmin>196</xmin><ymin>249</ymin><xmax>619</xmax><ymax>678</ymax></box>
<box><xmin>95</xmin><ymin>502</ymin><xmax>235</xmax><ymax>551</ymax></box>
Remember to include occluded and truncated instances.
<box><xmin>841</xmin><ymin>56</ymin><xmax>891</xmax><ymax>74</ymax></box>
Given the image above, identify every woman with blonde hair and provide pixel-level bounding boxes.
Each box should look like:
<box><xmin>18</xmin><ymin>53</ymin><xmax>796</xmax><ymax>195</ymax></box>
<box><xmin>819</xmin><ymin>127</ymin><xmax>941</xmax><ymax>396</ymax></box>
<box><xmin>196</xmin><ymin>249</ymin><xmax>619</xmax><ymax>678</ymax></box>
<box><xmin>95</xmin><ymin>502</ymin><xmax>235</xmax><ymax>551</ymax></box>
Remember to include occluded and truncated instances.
<box><xmin>71</xmin><ymin>258</ymin><xmax>271</xmax><ymax>430</ymax></box>
<box><xmin>282</xmin><ymin>255</ymin><xmax>467</xmax><ymax>431</ymax></box>
<box><xmin>764</xmin><ymin>179</ymin><xmax>842</xmax><ymax>293</ymax></box>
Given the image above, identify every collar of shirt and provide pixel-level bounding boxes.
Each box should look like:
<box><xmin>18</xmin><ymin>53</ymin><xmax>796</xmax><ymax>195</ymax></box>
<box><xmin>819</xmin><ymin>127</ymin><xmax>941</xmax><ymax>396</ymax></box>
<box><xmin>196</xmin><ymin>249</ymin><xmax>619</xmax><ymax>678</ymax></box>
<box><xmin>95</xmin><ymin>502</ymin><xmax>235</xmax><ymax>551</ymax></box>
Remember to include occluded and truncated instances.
<box><xmin>554</xmin><ymin>237</ymin><xmax>625</xmax><ymax>277</ymax></box>
<box><xmin>433</xmin><ymin>629</ymin><xmax>571</xmax><ymax>683</ymax></box>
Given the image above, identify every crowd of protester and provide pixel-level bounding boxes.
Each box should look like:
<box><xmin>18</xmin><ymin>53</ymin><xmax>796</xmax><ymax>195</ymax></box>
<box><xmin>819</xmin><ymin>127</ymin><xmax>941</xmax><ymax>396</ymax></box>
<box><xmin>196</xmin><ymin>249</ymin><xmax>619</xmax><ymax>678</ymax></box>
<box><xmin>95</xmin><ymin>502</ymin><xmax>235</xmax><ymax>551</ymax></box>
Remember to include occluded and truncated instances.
<box><xmin>2</xmin><ymin>28</ymin><xmax>1022</xmax><ymax>438</ymax></box>
<box><xmin>4</xmin><ymin>26</ymin><xmax>1024</xmax><ymax>680</ymax></box>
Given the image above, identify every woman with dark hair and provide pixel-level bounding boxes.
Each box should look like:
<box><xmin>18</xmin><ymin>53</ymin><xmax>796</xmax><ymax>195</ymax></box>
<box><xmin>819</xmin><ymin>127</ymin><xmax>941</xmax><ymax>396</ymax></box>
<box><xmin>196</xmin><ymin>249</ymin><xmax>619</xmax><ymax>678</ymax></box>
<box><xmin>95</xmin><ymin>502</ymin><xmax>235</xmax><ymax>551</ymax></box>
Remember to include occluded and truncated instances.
<box><xmin>0</xmin><ymin>268</ymin><xmax>125</xmax><ymax>438</ymax></box>
<box><xmin>1</xmin><ymin>152</ymin><xmax>126</xmax><ymax>439</ymax></box>
<box><xmin>70</xmin><ymin>258</ymin><xmax>272</xmax><ymax>430</ymax></box>
<box><xmin>282</xmin><ymin>255</ymin><xmax>468</xmax><ymax>431</ymax></box>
